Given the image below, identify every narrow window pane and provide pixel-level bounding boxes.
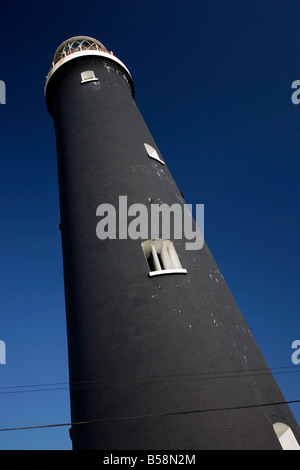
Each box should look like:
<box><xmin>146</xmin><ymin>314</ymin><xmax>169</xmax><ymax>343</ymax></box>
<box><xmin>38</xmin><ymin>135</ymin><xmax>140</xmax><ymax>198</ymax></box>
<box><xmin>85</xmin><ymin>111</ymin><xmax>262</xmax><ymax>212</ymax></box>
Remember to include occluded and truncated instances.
<box><xmin>168</xmin><ymin>241</ymin><xmax>182</xmax><ymax>269</ymax></box>
<box><xmin>161</xmin><ymin>241</ymin><xmax>173</xmax><ymax>270</ymax></box>
<box><xmin>151</xmin><ymin>243</ymin><xmax>162</xmax><ymax>271</ymax></box>
<box><xmin>147</xmin><ymin>251</ymin><xmax>156</xmax><ymax>272</ymax></box>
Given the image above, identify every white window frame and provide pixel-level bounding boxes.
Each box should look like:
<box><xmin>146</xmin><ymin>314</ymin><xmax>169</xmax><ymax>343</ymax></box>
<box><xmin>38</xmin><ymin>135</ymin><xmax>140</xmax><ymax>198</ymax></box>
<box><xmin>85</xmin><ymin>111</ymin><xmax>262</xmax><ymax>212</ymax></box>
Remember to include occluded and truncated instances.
<box><xmin>144</xmin><ymin>143</ymin><xmax>165</xmax><ymax>165</ymax></box>
<box><xmin>141</xmin><ymin>239</ymin><xmax>187</xmax><ymax>277</ymax></box>
<box><xmin>273</xmin><ymin>423</ymin><xmax>300</xmax><ymax>450</ymax></box>
<box><xmin>81</xmin><ymin>70</ymin><xmax>99</xmax><ymax>83</ymax></box>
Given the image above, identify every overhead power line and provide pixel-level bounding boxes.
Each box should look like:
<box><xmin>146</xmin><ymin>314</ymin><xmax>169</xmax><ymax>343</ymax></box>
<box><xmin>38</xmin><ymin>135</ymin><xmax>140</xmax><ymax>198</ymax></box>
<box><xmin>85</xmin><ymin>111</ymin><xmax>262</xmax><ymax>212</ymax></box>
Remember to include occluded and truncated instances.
<box><xmin>0</xmin><ymin>399</ymin><xmax>299</xmax><ymax>433</ymax></box>
<box><xmin>0</xmin><ymin>365</ymin><xmax>299</xmax><ymax>396</ymax></box>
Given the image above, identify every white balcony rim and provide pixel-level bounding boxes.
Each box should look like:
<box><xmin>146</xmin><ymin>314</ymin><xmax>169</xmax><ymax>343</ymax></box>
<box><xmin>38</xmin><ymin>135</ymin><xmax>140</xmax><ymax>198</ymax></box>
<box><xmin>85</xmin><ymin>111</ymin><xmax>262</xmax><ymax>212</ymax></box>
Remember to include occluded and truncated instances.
<box><xmin>45</xmin><ymin>49</ymin><xmax>132</xmax><ymax>95</ymax></box>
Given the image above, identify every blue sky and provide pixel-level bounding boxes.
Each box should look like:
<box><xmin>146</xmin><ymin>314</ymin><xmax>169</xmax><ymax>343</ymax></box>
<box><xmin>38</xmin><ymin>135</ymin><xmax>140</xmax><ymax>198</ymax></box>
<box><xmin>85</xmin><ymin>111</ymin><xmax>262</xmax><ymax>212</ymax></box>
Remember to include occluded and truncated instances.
<box><xmin>0</xmin><ymin>0</ymin><xmax>299</xmax><ymax>449</ymax></box>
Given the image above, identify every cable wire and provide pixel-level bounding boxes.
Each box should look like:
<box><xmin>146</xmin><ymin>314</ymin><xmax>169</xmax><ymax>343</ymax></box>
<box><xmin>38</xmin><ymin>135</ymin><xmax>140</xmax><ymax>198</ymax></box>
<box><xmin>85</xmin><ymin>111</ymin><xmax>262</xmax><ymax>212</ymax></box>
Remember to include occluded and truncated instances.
<box><xmin>0</xmin><ymin>365</ymin><xmax>299</xmax><ymax>395</ymax></box>
<box><xmin>0</xmin><ymin>399</ymin><xmax>299</xmax><ymax>432</ymax></box>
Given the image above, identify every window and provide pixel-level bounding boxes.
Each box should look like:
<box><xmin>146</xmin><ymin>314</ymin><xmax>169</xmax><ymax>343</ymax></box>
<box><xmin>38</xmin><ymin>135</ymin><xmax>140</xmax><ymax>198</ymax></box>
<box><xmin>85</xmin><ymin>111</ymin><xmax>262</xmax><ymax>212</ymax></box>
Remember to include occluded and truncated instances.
<box><xmin>141</xmin><ymin>239</ymin><xmax>187</xmax><ymax>277</ymax></box>
<box><xmin>81</xmin><ymin>70</ymin><xmax>98</xmax><ymax>83</ymax></box>
<box><xmin>273</xmin><ymin>423</ymin><xmax>300</xmax><ymax>450</ymax></box>
<box><xmin>144</xmin><ymin>143</ymin><xmax>165</xmax><ymax>165</ymax></box>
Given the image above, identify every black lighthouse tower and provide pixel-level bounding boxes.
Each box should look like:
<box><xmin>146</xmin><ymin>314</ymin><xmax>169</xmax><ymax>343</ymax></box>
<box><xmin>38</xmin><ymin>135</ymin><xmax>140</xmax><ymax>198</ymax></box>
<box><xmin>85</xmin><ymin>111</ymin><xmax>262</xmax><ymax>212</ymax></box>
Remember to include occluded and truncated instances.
<box><xmin>45</xmin><ymin>36</ymin><xmax>300</xmax><ymax>450</ymax></box>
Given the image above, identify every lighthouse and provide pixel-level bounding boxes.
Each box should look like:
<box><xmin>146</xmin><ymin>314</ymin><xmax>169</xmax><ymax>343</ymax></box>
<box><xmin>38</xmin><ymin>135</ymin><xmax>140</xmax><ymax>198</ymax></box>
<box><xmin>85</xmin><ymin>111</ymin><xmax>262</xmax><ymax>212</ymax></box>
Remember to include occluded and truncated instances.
<box><xmin>45</xmin><ymin>36</ymin><xmax>300</xmax><ymax>450</ymax></box>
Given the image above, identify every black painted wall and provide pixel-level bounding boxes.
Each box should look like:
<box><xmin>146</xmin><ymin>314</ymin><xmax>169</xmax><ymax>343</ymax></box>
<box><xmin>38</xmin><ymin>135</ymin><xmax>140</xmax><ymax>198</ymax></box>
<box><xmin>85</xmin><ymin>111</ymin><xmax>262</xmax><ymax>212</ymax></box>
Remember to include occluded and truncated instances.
<box><xmin>46</xmin><ymin>50</ymin><xmax>300</xmax><ymax>449</ymax></box>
